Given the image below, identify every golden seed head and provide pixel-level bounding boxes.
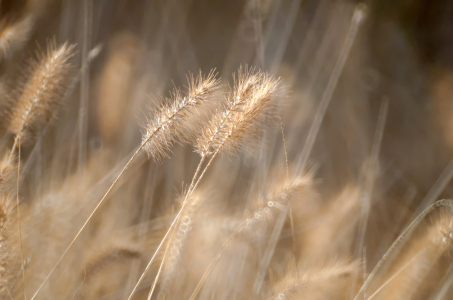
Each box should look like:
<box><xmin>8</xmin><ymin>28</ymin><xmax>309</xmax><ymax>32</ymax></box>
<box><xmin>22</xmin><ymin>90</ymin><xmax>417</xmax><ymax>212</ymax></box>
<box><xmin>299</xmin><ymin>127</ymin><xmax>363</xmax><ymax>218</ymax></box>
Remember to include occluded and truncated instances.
<box><xmin>9</xmin><ymin>40</ymin><xmax>75</xmax><ymax>144</ymax></box>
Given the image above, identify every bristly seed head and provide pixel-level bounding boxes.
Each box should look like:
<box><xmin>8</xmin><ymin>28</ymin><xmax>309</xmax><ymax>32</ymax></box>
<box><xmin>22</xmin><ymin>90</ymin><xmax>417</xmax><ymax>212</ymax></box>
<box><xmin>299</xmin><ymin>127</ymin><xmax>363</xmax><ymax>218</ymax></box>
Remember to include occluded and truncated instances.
<box><xmin>195</xmin><ymin>67</ymin><xmax>285</xmax><ymax>157</ymax></box>
<box><xmin>8</xmin><ymin>40</ymin><xmax>75</xmax><ymax>145</ymax></box>
<box><xmin>142</xmin><ymin>70</ymin><xmax>219</xmax><ymax>161</ymax></box>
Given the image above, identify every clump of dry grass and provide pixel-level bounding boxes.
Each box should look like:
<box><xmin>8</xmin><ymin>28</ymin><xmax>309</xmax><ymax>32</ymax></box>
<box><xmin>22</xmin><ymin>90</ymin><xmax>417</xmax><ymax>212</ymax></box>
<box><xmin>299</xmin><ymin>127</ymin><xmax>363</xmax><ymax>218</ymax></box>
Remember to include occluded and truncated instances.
<box><xmin>2</xmin><ymin>1</ymin><xmax>453</xmax><ymax>300</ymax></box>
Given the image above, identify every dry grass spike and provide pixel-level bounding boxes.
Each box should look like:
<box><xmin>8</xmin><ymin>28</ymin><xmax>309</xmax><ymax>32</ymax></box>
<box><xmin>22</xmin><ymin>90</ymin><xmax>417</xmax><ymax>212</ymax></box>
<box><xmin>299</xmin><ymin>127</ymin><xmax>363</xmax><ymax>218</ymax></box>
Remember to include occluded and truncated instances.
<box><xmin>8</xmin><ymin>39</ymin><xmax>75</xmax><ymax>147</ymax></box>
<box><xmin>195</xmin><ymin>67</ymin><xmax>283</xmax><ymax>157</ymax></box>
<box><xmin>142</xmin><ymin>70</ymin><xmax>220</xmax><ymax>161</ymax></box>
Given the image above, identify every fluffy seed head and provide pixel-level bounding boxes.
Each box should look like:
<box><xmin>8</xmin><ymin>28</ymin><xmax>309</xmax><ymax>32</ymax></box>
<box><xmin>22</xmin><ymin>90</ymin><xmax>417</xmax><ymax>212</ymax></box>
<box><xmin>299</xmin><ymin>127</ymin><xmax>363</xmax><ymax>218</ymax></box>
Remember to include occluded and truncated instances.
<box><xmin>142</xmin><ymin>70</ymin><xmax>219</xmax><ymax>161</ymax></box>
<box><xmin>195</xmin><ymin>67</ymin><xmax>284</xmax><ymax>157</ymax></box>
<box><xmin>9</xmin><ymin>40</ymin><xmax>75</xmax><ymax>144</ymax></box>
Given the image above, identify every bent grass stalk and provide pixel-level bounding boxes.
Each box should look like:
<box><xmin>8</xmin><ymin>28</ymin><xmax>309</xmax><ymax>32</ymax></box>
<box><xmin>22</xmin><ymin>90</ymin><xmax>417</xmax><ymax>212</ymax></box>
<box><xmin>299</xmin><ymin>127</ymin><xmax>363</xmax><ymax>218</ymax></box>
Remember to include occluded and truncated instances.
<box><xmin>353</xmin><ymin>199</ymin><xmax>453</xmax><ymax>300</ymax></box>
<box><xmin>366</xmin><ymin>250</ymin><xmax>427</xmax><ymax>300</ymax></box>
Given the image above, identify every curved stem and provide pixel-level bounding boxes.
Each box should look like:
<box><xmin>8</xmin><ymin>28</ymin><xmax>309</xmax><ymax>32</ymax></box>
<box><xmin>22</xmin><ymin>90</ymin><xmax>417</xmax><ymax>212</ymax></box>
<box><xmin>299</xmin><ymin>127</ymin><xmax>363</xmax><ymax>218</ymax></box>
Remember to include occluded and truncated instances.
<box><xmin>366</xmin><ymin>250</ymin><xmax>426</xmax><ymax>300</ymax></box>
<box><xmin>353</xmin><ymin>199</ymin><xmax>453</xmax><ymax>300</ymax></box>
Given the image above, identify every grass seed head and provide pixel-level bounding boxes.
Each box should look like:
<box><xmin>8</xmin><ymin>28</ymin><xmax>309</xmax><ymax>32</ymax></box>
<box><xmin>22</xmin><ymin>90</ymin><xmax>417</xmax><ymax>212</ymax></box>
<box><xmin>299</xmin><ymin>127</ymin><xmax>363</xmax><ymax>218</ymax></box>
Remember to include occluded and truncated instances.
<box><xmin>195</xmin><ymin>67</ymin><xmax>285</xmax><ymax>157</ymax></box>
<box><xmin>9</xmin><ymin>40</ymin><xmax>75</xmax><ymax>145</ymax></box>
<box><xmin>142</xmin><ymin>70</ymin><xmax>219</xmax><ymax>161</ymax></box>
